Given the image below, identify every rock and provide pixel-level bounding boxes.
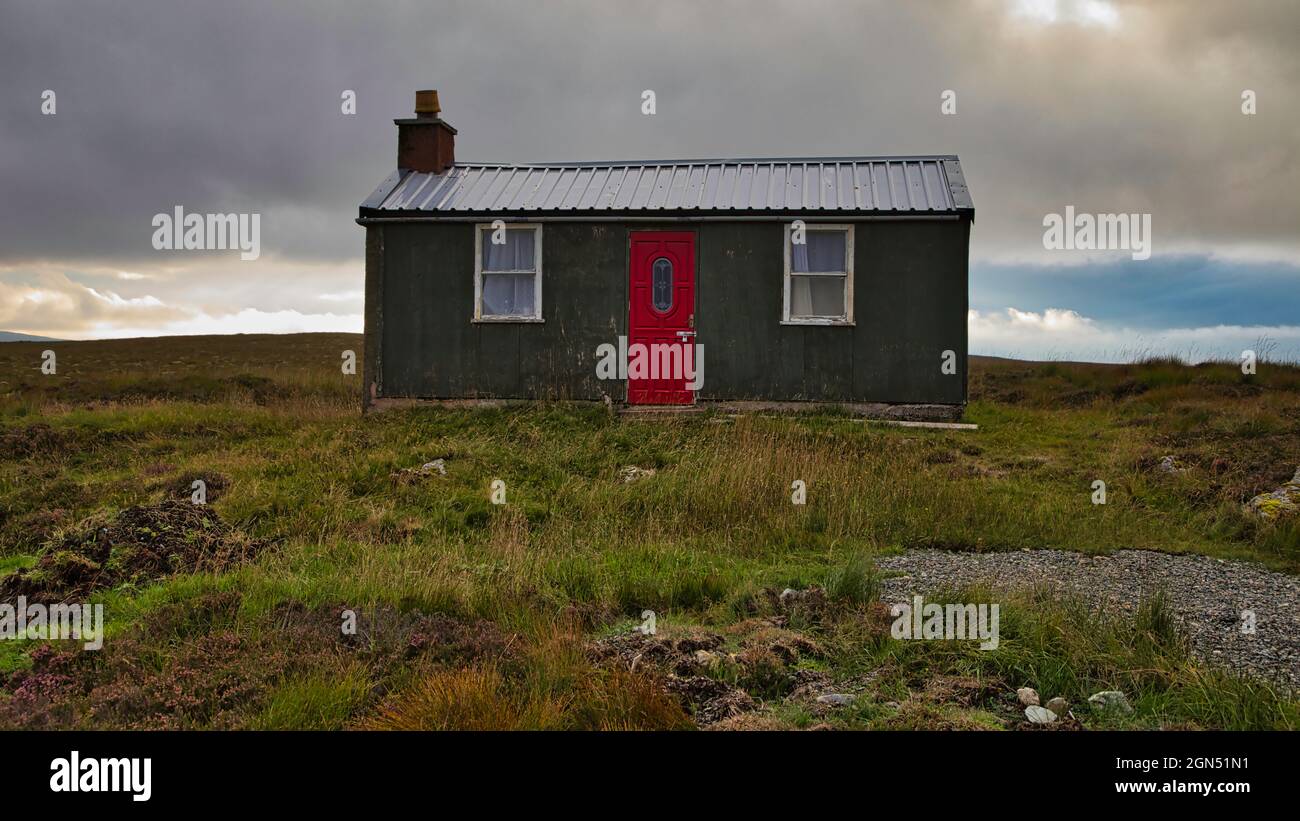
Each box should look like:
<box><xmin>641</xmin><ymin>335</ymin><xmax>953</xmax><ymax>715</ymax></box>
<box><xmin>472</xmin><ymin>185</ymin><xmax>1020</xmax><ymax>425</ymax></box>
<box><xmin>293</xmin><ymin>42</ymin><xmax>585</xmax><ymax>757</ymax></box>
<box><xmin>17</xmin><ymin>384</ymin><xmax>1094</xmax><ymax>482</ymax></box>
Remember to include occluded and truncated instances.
<box><xmin>1016</xmin><ymin>687</ymin><xmax>1040</xmax><ymax>707</ymax></box>
<box><xmin>778</xmin><ymin>587</ymin><xmax>827</xmax><ymax>610</ymax></box>
<box><xmin>1088</xmin><ymin>690</ymin><xmax>1133</xmax><ymax>713</ymax></box>
<box><xmin>1157</xmin><ymin>455</ymin><xmax>1187</xmax><ymax>474</ymax></box>
<box><xmin>620</xmin><ymin>465</ymin><xmax>657</xmax><ymax>483</ymax></box>
<box><xmin>1025</xmin><ymin>705</ymin><xmax>1057</xmax><ymax>724</ymax></box>
<box><xmin>1045</xmin><ymin>696</ymin><xmax>1069</xmax><ymax>715</ymax></box>
<box><xmin>390</xmin><ymin>459</ymin><xmax>448</xmax><ymax>483</ymax></box>
<box><xmin>1244</xmin><ymin>467</ymin><xmax>1300</xmax><ymax>521</ymax></box>
<box><xmin>815</xmin><ymin>693</ymin><xmax>856</xmax><ymax>707</ymax></box>
<box><xmin>694</xmin><ymin>649</ymin><xmax>720</xmax><ymax>666</ymax></box>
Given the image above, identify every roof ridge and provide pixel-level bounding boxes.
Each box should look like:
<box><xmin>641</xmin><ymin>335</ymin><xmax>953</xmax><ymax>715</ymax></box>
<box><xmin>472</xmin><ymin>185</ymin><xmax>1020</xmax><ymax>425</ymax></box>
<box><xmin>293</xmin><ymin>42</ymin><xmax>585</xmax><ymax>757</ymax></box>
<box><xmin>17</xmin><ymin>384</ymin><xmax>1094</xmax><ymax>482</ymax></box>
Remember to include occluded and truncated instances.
<box><xmin>361</xmin><ymin>157</ymin><xmax>973</xmax><ymax>214</ymax></box>
<box><xmin>451</xmin><ymin>155</ymin><xmax>960</xmax><ymax>168</ymax></box>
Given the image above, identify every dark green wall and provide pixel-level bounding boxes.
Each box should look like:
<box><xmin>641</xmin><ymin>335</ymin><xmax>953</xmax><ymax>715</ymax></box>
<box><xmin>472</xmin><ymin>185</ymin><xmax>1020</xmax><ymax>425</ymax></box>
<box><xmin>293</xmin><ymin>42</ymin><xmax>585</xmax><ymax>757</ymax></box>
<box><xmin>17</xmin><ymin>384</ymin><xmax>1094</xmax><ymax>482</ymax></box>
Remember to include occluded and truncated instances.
<box><xmin>370</xmin><ymin>219</ymin><xmax>968</xmax><ymax>405</ymax></box>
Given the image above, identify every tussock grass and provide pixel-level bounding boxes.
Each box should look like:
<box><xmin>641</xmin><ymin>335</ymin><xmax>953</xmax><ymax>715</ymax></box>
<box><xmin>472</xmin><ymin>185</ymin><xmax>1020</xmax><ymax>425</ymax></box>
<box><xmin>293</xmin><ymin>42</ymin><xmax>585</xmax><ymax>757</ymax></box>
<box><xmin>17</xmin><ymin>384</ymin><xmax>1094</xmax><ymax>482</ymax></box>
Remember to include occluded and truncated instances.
<box><xmin>362</xmin><ymin>626</ymin><xmax>691</xmax><ymax>731</ymax></box>
<box><xmin>824</xmin><ymin>550</ymin><xmax>880</xmax><ymax>605</ymax></box>
<box><xmin>257</xmin><ymin>664</ymin><xmax>373</xmax><ymax>730</ymax></box>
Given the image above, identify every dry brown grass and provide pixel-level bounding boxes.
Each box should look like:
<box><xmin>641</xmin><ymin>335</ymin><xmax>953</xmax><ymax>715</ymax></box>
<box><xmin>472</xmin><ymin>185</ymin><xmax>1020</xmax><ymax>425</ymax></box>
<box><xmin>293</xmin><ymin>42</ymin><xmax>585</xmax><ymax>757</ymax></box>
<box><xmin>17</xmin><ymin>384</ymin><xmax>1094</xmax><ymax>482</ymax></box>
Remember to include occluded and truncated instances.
<box><xmin>362</xmin><ymin>664</ymin><xmax>561</xmax><ymax>731</ymax></box>
<box><xmin>362</xmin><ymin>625</ymin><xmax>692</xmax><ymax>731</ymax></box>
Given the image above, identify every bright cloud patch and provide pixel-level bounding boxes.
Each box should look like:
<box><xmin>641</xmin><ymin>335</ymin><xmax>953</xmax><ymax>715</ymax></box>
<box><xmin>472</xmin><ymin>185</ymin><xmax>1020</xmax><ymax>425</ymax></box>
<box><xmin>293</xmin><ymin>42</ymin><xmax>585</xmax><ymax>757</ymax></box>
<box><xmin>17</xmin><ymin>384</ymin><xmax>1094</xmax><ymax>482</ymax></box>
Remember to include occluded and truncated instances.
<box><xmin>970</xmin><ymin>307</ymin><xmax>1300</xmax><ymax>363</ymax></box>
<box><xmin>1010</xmin><ymin>0</ymin><xmax>1121</xmax><ymax>29</ymax></box>
<box><xmin>0</xmin><ymin>268</ymin><xmax>359</xmax><ymax>340</ymax></box>
<box><xmin>85</xmin><ymin>308</ymin><xmax>361</xmax><ymax>339</ymax></box>
<box><xmin>317</xmin><ymin>290</ymin><xmax>364</xmax><ymax>304</ymax></box>
<box><xmin>0</xmin><ymin>273</ymin><xmax>189</xmax><ymax>336</ymax></box>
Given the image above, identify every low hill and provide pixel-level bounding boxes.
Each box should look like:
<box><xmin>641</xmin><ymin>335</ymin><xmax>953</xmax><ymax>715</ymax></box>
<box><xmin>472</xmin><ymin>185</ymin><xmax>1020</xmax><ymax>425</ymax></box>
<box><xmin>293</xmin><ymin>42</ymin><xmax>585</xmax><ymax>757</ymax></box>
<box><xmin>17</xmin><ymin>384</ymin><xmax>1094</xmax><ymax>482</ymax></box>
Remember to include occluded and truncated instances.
<box><xmin>0</xmin><ymin>331</ymin><xmax>61</xmax><ymax>342</ymax></box>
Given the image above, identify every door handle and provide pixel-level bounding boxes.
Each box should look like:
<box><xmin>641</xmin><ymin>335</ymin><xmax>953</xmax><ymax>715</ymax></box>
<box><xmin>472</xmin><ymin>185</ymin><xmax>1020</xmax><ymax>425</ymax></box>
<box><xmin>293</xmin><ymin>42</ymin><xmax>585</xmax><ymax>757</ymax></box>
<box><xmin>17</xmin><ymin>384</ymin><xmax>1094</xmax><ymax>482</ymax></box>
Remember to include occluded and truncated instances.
<box><xmin>676</xmin><ymin>330</ymin><xmax>696</xmax><ymax>338</ymax></box>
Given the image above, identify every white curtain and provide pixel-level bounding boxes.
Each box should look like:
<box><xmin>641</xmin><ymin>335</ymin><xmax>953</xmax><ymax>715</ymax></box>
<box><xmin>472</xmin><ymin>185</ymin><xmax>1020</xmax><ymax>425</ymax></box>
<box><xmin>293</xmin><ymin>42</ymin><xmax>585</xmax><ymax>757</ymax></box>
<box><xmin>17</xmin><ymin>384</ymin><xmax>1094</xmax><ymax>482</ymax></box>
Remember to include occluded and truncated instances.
<box><xmin>790</xmin><ymin>275</ymin><xmax>845</xmax><ymax>317</ymax></box>
<box><xmin>482</xmin><ymin>230</ymin><xmax>535</xmax><ymax>272</ymax></box>
<box><xmin>791</xmin><ymin>230</ymin><xmax>846</xmax><ymax>273</ymax></box>
<box><xmin>482</xmin><ymin>273</ymin><xmax>535</xmax><ymax>316</ymax></box>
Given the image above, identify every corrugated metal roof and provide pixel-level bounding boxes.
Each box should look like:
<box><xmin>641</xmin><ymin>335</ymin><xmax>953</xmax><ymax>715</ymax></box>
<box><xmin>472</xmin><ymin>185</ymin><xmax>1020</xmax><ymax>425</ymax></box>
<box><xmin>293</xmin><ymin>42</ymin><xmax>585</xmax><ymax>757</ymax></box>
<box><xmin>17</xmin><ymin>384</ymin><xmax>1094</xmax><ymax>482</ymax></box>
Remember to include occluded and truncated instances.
<box><xmin>362</xmin><ymin>156</ymin><xmax>973</xmax><ymax>215</ymax></box>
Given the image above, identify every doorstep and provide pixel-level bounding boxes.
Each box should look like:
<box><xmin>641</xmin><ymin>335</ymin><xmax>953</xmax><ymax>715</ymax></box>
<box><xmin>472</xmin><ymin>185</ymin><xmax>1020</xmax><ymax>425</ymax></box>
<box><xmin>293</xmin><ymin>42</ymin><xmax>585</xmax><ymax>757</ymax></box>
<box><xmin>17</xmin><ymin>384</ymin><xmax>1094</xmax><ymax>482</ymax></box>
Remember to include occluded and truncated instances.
<box><xmin>618</xmin><ymin>404</ymin><xmax>706</xmax><ymax>417</ymax></box>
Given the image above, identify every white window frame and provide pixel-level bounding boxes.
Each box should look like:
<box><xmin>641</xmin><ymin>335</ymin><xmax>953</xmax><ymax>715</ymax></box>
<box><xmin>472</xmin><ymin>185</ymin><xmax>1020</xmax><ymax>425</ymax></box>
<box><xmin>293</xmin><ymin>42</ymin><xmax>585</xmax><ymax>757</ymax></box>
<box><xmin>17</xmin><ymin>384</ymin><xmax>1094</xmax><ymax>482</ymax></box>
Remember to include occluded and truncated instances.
<box><xmin>782</xmin><ymin>222</ymin><xmax>854</xmax><ymax>326</ymax></box>
<box><xmin>473</xmin><ymin>223</ymin><xmax>544</xmax><ymax>323</ymax></box>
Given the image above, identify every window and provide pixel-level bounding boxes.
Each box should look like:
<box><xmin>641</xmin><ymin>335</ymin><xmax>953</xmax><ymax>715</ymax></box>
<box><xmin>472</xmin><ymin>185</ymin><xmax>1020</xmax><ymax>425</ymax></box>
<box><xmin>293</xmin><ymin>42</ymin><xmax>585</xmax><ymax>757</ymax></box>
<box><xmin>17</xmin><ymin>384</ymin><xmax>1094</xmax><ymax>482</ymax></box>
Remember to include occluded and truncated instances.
<box><xmin>651</xmin><ymin>257</ymin><xmax>673</xmax><ymax>312</ymax></box>
<box><xmin>475</xmin><ymin>224</ymin><xmax>542</xmax><ymax>322</ymax></box>
<box><xmin>783</xmin><ymin>224</ymin><xmax>853</xmax><ymax>325</ymax></box>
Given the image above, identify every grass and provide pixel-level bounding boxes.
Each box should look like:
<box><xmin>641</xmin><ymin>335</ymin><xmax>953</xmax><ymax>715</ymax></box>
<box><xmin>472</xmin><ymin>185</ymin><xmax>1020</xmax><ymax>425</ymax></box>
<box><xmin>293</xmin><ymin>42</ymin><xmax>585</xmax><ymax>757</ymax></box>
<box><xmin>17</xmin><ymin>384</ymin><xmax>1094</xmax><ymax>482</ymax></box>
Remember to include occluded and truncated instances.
<box><xmin>823</xmin><ymin>550</ymin><xmax>880</xmax><ymax>605</ymax></box>
<box><xmin>0</xmin><ymin>333</ymin><xmax>1297</xmax><ymax>730</ymax></box>
<box><xmin>256</xmin><ymin>664</ymin><xmax>373</xmax><ymax>730</ymax></box>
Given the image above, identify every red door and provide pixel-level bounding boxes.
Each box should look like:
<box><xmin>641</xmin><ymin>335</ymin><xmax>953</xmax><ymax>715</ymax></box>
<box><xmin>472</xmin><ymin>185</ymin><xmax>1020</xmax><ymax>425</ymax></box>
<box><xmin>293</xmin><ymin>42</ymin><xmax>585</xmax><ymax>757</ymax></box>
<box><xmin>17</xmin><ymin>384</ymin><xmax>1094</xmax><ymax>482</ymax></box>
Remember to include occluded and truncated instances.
<box><xmin>628</xmin><ymin>231</ymin><xmax>696</xmax><ymax>405</ymax></box>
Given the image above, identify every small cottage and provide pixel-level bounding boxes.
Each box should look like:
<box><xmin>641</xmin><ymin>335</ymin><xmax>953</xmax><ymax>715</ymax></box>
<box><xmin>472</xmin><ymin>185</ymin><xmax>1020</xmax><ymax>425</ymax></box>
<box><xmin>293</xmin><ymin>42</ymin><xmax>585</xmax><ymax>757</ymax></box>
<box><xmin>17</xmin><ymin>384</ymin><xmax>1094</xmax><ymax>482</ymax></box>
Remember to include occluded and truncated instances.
<box><xmin>357</xmin><ymin>90</ymin><xmax>974</xmax><ymax>418</ymax></box>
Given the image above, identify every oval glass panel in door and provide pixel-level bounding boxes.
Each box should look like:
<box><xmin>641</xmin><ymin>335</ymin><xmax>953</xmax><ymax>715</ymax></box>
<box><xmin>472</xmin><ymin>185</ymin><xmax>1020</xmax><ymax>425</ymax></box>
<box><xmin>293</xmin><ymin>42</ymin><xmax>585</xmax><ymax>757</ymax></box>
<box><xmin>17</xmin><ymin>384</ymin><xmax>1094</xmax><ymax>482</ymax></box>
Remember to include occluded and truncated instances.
<box><xmin>651</xmin><ymin>257</ymin><xmax>673</xmax><ymax>312</ymax></box>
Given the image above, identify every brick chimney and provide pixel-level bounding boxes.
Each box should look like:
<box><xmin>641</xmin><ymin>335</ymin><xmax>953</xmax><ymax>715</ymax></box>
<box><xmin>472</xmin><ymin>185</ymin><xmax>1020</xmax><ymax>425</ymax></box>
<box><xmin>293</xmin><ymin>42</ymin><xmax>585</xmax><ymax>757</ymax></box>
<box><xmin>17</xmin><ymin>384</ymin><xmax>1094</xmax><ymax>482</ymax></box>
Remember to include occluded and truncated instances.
<box><xmin>396</xmin><ymin>89</ymin><xmax>456</xmax><ymax>174</ymax></box>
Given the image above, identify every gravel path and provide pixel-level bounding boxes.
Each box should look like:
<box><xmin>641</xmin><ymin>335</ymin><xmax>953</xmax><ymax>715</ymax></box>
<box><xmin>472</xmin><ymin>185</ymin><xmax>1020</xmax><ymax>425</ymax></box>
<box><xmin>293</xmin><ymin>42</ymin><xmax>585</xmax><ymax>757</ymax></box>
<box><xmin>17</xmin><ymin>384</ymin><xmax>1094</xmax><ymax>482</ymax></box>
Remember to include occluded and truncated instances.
<box><xmin>876</xmin><ymin>549</ymin><xmax>1300</xmax><ymax>692</ymax></box>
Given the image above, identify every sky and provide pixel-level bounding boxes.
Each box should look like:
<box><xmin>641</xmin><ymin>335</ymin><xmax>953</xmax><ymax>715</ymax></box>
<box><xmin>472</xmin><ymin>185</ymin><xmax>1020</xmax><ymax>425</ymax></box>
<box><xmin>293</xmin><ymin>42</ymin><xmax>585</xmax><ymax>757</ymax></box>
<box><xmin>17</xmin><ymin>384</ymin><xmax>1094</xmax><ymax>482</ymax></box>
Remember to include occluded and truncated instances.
<box><xmin>1</xmin><ymin>0</ymin><xmax>1298</xmax><ymax>362</ymax></box>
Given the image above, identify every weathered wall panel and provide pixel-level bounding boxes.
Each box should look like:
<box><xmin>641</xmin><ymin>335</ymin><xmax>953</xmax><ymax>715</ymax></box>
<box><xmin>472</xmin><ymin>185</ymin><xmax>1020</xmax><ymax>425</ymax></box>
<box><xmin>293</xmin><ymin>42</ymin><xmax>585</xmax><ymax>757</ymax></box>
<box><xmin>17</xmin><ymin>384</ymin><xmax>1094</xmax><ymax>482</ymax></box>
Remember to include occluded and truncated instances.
<box><xmin>372</xmin><ymin>219</ymin><xmax>968</xmax><ymax>405</ymax></box>
<box><xmin>529</xmin><ymin>223</ymin><xmax>627</xmax><ymax>400</ymax></box>
<box><xmin>380</xmin><ymin>223</ymin><xmax>473</xmax><ymax>397</ymax></box>
<box><xmin>851</xmin><ymin>220</ymin><xmax>968</xmax><ymax>404</ymax></box>
<box><xmin>362</xmin><ymin>225</ymin><xmax>384</xmax><ymax>407</ymax></box>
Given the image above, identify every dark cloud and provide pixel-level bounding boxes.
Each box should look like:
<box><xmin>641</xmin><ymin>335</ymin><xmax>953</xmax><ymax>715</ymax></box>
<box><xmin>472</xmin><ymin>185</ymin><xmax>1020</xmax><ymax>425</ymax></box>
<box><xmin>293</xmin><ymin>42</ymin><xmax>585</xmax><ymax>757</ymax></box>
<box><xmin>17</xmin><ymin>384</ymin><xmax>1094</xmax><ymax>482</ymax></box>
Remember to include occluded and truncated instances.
<box><xmin>0</xmin><ymin>0</ymin><xmax>1297</xmax><ymax>346</ymax></box>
